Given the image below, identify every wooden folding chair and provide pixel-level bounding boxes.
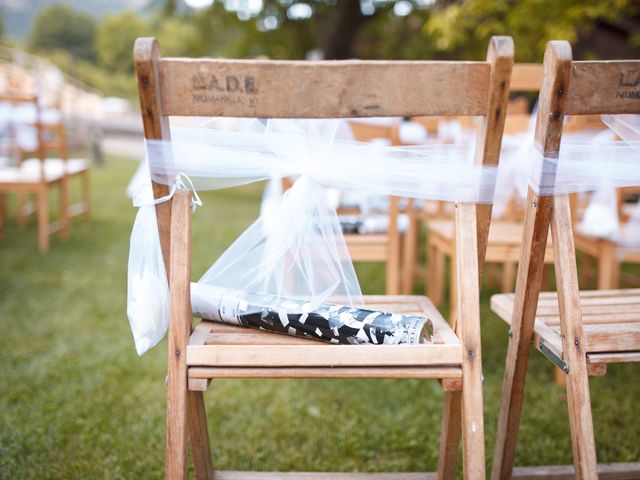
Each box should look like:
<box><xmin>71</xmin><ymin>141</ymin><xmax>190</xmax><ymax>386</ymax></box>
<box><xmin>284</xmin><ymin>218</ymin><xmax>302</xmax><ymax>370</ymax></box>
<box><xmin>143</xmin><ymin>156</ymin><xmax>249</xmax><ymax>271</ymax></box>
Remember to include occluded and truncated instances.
<box><xmin>19</xmin><ymin>106</ymin><xmax>91</xmax><ymax>222</ymax></box>
<box><xmin>134</xmin><ymin>35</ymin><xmax>513</xmax><ymax>480</ymax></box>
<box><xmin>0</xmin><ymin>94</ymin><xmax>69</xmax><ymax>252</ymax></box>
<box><xmin>491</xmin><ymin>41</ymin><xmax>640</xmax><ymax>479</ymax></box>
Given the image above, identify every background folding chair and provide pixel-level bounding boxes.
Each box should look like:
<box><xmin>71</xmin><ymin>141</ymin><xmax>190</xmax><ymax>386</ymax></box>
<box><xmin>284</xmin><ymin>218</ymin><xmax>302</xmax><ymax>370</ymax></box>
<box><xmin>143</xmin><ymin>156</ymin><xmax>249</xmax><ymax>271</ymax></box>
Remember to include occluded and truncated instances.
<box><xmin>0</xmin><ymin>94</ymin><xmax>69</xmax><ymax>252</ymax></box>
<box><xmin>491</xmin><ymin>41</ymin><xmax>640</xmax><ymax>479</ymax></box>
<box><xmin>19</xmin><ymin>104</ymin><xmax>91</xmax><ymax>223</ymax></box>
<box><xmin>134</xmin><ymin>35</ymin><xmax>513</xmax><ymax>480</ymax></box>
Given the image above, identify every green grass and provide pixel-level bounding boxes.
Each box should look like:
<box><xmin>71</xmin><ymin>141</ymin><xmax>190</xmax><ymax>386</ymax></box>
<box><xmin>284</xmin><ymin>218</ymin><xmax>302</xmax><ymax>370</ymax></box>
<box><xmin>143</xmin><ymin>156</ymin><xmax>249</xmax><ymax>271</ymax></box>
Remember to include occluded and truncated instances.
<box><xmin>0</xmin><ymin>156</ymin><xmax>638</xmax><ymax>478</ymax></box>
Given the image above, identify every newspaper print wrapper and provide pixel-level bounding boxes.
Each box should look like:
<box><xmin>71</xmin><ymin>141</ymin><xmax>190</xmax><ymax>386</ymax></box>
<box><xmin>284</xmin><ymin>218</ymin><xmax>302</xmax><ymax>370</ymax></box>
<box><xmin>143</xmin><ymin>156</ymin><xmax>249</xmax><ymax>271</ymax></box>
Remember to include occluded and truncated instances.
<box><xmin>191</xmin><ymin>283</ymin><xmax>432</xmax><ymax>345</ymax></box>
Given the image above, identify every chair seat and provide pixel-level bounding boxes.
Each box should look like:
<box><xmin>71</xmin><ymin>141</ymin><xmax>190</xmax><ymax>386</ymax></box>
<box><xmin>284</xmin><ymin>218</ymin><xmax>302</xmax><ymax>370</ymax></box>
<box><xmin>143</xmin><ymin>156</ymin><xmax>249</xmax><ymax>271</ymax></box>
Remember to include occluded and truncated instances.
<box><xmin>187</xmin><ymin>295</ymin><xmax>462</xmax><ymax>382</ymax></box>
<box><xmin>0</xmin><ymin>165</ymin><xmax>65</xmax><ymax>185</ymax></box>
<box><xmin>427</xmin><ymin>219</ymin><xmax>554</xmax><ymax>262</ymax></box>
<box><xmin>22</xmin><ymin>158</ymin><xmax>88</xmax><ymax>176</ymax></box>
<box><xmin>492</xmin><ymin>289</ymin><xmax>640</xmax><ymax>365</ymax></box>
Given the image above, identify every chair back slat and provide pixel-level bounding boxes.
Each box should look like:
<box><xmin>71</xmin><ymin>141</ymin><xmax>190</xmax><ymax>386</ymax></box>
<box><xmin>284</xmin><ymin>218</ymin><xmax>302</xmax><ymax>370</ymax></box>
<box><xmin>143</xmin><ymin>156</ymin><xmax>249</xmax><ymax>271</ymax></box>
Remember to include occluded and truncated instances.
<box><xmin>157</xmin><ymin>59</ymin><xmax>491</xmax><ymax>117</ymax></box>
<box><xmin>565</xmin><ymin>61</ymin><xmax>640</xmax><ymax>115</ymax></box>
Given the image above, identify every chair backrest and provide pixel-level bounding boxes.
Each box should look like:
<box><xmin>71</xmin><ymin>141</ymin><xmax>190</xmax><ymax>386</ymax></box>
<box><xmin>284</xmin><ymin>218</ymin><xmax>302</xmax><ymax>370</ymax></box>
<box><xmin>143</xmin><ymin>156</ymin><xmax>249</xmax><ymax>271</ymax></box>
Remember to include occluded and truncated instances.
<box><xmin>134</xmin><ymin>36</ymin><xmax>514</xmax><ymax>283</ymax></box>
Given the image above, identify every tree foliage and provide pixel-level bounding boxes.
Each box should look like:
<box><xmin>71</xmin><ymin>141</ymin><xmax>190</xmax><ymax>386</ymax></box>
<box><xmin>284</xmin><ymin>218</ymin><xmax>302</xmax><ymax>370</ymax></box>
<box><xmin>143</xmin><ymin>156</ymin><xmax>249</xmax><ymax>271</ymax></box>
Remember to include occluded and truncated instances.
<box><xmin>96</xmin><ymin>10</ymin><xmax>152</xmax><ymax>73</ymax></box>
<box><xmin>425</xmin><ymin>0</ymin><xmax>637</xmax><ymax>61</ymax></box>
<box><xmin>29</xmin><ymin>5</ymin><xmax>96</xmax><ymax>62</ymax></box>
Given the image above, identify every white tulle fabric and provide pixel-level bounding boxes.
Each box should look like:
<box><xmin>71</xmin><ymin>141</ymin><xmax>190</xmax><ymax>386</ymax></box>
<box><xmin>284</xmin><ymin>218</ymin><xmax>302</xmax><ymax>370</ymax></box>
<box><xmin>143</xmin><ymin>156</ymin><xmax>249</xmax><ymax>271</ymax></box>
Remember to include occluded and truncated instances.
<box><xmin>128</xmin><ymin>115</ymin><xmax>640</xmax><ymax>355</ymax></box>
<box><xmin>128</xmin><ymin>118</ymin><xmax>496</xmax><ymax>354</ymax></box>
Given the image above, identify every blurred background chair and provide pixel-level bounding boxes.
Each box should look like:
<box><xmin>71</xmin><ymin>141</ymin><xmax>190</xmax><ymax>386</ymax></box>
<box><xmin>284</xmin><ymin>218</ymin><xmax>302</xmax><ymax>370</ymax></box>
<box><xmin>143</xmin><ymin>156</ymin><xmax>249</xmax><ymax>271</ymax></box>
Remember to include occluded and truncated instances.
<box><xmin>18</xmin><ymin>101</ymin><xmax>90</xmax><ymax>226</ymax></box>
<box><xmin>0</xmin><ymin>94</ymin><xmax>69</xmax><ymax>252</ymax></box>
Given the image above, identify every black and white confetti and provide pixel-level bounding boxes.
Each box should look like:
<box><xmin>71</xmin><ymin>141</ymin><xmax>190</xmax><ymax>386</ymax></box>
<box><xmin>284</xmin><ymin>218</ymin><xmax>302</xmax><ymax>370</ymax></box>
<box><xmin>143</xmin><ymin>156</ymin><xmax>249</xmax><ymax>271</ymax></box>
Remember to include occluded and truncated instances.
<box><xmin>191</xmin><ymin>283</ymin><xmax>431</xmax><ymax>345</ymax></box>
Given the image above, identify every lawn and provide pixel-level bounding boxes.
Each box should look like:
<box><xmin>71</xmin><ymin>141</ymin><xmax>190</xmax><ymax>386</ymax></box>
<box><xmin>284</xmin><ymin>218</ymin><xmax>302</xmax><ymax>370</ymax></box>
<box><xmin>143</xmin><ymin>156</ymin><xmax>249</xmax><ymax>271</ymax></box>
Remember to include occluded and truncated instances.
<box><xmin>0</xmin><ymin>155</ymin><xmax>638</xmax><ymax>479</ymax></box>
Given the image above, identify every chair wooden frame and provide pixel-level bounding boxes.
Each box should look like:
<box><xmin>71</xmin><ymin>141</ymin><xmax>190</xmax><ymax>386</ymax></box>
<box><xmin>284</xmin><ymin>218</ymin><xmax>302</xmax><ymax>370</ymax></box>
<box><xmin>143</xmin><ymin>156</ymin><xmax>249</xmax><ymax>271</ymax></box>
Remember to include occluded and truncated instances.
<box><xmin>134</xmin><ymin>36</ymin><xmax>513</xmax><ymax>480</ymax></box>
<box><xmin>0</xmin><ymin>94</ymin><xmax>69</xmax><ymax>252</ymax></box>
<box><xmin>491</xmin><ymin>41</ymin><xmax>640</xmax><ymax>479</ymax></box>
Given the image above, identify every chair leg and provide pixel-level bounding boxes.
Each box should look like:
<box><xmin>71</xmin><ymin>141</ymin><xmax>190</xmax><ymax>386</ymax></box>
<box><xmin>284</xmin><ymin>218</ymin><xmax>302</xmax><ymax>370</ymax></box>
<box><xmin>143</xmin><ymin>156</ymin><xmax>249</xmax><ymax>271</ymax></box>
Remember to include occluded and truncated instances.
<box><xmin>540</xmin><ymin>264</ymin><xmax>551</xmax><ymax>291</ymax></box>
<box><xmin>580</xmin><ymin>254</ymin><xmax>592</xmax><ymax>288</ymax></box>
<box><xmin>428</xmin><ymin>243</ymin><xmax>445</xmax><ymax>306</ymax></box>
<box><xmin>597</xmin><ymin>241</ymin><xmax>618</xmax><ymax>290</ymax></box>
<box><xmin>402</xmin><ymin>206</ymin><xmax>418</xmax><ymax>294</ymax></box>
<box><xmin>188</xmin><ymin>390</ymin><xmax>213</xmax><ymax>480</ymax></box>
<box><xmin>501</xmin><ymin>262</ymin><xmax>516</xmax><ymax>293</ymax></box>
<box><xmin>461</xmin><ymin>355</ymin><xmax>485</xmax><ymax>480</ymax></box>
<box><xmin>17</xmin><ymin>192</ymin><xmax>27</xmax><ymax>229</ymax></box>
<box><xmin>564</xmin><ymin>358</ymin><xmax>598</xmax><ymax>479</ymax></box>
<box><xmin>0</xmin><ymin>193</ymin><xmax>5</xmax><ymax>241</ymax></box>
<box><xmin>82</xmin><ymin>170</ymin><xmax>91</xmax><ymax>218</ymax></box>
<box><xmin>59</xmin><ymin>177</ymin><xmax>70</xmax><ymax>239</ymax></box>
<box><xmin>437</xmin><ymin>390</ymin><xmax>461</xmax><ymax>479</ymax></box>
<box><xmin>427</xmin><ymin>241</ymin><xmax>436</xmax><ymax>299</ymax></box>
<box><xmin>167</xmin><ymin>369</ymin><xmax>189</xmax><ymax>480</ymax></box>
<box><xmin>491</xmin><ymin>333</ymin><xmax>530</xmax><ymax>480</ymax></box>
<box><xmin>37</xmin><ymin>188</ymin><xmax>49</xmax><ymax>253</ymax></box>
<box><xmin>449</xmin><ymin>254</ymin><xmax>458</xmax><ymax>323</ymax></box>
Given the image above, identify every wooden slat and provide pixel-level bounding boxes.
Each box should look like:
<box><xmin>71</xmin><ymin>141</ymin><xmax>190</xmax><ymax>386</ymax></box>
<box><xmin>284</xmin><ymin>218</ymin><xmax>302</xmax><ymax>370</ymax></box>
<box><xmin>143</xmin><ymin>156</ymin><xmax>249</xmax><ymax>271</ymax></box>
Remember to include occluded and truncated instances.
<box><xmin>537</xmin><ymin>289</ymin><xmax>640</xmax><ymax>302</ymax></box>
<box><xmin>511</xmin><ymin>462</ymin><xmax>640</xmax><ymax>480</ymax></box>
<box><xmin>587</xmin><ymin>351</ymin><xmax>640</xmax><ymax>364</ymax></box>
<box><xmin>543</xmin><ymin>313</ymin><xmax>640</xmax><ymax>325</ymax></box>
<box><xmin>187</xmin><ymin>343</ymin><xmax>462</xmax><ymax>367</ymax></box>
<box><xmin>211</xmin><ymin>472</ymin><xmax>436</xmax><ymax>480</ymax></box>
<box><xmin>565</xmin><ymin>61</ymin><xmax>640</xmax><ymax>115</ymax></box>
<box><xmin>158</xmin><ymin>59</ymin><xmax>490</xmax><ymax>117</ymax></box>
<box><xmin>581</xmin><ymin>323</ymin><xmax>640</xmax><ymax>352</ymax></box>
<box><xmin>188</xmin><ymin>366</ymin><xmax>462</xmax><ymax>379</ymax></box>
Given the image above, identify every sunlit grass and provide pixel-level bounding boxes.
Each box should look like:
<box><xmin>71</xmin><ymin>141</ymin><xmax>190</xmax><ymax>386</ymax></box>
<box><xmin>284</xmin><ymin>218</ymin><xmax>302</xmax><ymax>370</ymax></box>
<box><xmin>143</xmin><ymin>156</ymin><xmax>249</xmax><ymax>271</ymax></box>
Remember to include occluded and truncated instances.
<box><xmin>0</xmin><ymin>156</ymin><xmax>638</xmax><ymax>478</ymax></box>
